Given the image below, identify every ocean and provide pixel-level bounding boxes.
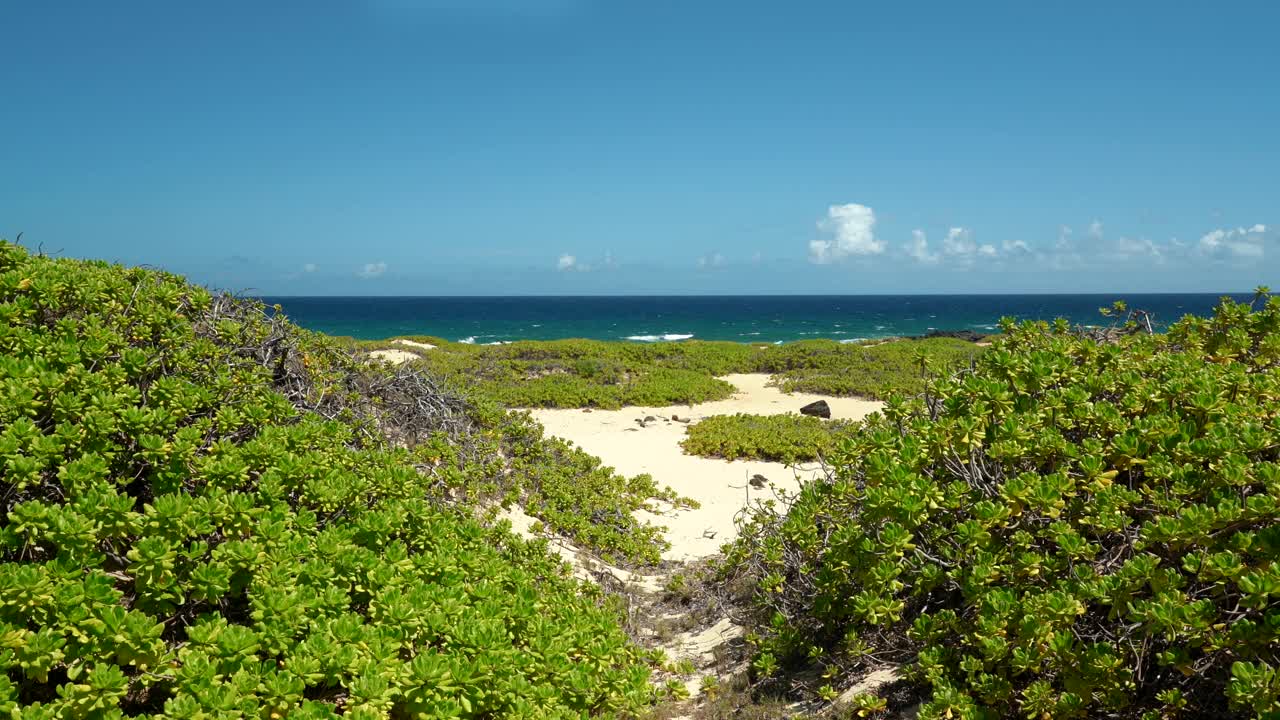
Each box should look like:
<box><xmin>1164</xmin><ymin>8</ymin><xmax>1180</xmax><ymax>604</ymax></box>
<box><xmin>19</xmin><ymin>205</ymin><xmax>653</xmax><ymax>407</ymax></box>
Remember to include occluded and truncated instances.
<box><xmin>261</xmin><ymin>294</ymin><xmax>1252</xmax><ymax>345</ymax></box>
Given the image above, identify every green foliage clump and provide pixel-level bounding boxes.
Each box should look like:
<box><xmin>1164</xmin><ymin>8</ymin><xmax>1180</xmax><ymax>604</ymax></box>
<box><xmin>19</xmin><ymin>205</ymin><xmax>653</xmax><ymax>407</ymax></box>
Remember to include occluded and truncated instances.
<box><xmin>759</xmin><ymin>337</ymin><xmax>984</xmax><ymax>399</ymax></box>
<box><xmin>412</xmin><ymin>338</ymin><xmax>742</xmax><ymax>409</ymax></box>
<box><xmin>0</xmin><ymin>242</ymin><xmax>654</xmax><ymax>718</ymax></box>
<box><xmin>680</xmin><ymin>414</ymin><xmax>850</xmax><ymax>464</ymax></box>
<box><xmin>725</xmin><ymin>295</ymin><xmax>1280</xmax><ymax>718</ymax></box>
<box><xmin>404</xmin><ymin>336</ymin><xmax>984</xmax><ymax>410</ymax></box>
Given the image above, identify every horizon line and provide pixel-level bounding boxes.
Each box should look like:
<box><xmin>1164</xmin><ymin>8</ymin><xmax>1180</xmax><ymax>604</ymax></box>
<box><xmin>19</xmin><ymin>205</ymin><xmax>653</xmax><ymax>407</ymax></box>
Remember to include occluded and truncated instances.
<box><xmin>253</xmin><ymin>291</ymin><xmax>1255</xmax><ymax>299</ymax></box>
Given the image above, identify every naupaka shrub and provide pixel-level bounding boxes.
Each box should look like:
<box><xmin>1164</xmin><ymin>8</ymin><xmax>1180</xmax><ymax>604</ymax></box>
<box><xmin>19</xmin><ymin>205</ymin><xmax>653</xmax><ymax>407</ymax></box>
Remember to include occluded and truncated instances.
<box><xmin>725</xmin><ymin>294</ymin><xmax>1280</xmax><ymax>718</ymax></box>
<box><xmin>0</xmin><ymin>242</ymin><xmax>655</xmax><ymax>718</ymax></box>
<box><xmin>680</xmin><ymin>413</ymin><xmax>853</xmax><ymax>464</ymax></box>
<box><xmin>397</xmin><ymin>335</ymin><xmax>983</xmax><ymax>410</ymax></box>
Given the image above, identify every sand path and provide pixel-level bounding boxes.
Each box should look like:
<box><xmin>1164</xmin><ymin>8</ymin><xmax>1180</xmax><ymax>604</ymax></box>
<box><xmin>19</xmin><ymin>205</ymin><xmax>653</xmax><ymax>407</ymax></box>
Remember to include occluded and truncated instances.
<box><xmin>530</xmin><ymin>374</ymin><xmax>883</xmax><ymax>562</ymax></box>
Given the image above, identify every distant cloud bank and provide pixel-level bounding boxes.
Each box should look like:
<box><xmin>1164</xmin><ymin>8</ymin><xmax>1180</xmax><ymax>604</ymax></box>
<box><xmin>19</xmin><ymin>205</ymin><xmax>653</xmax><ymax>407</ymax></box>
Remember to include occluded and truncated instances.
<box><xmin>358</xmin><ymin>261</ymin><xmax>388</xmax><ymax>279</ymax></box>
<box><xmin>807</xmin><ymin>201</ymin><xmax>1269</xmax><ymax>272</ymax></box>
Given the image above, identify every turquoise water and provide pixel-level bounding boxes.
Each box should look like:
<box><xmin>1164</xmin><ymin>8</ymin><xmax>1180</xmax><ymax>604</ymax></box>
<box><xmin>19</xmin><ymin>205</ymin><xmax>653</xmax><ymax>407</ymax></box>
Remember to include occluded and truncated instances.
<box><xmin>262</xmin><ymin>294</ymin><xmax>1250</xmax><ymax>344</ymax></box>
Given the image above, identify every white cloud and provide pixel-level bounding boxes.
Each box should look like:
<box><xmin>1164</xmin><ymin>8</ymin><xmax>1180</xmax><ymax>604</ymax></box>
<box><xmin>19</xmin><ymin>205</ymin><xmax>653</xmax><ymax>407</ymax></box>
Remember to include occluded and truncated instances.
<box><xmin>558</xmin><ymin>252</ymin><xmax>613</xmax><ymax>272</ymax></box>
<box><xmin>1088</xmin><ymin>219</ymin><xmax>1104</xmax><ymax>240</ymax></box>
<box><xmin>1057</xmin><ymin>225</ymin><xmax>1074</xmax><ymax>251</ymax></box>
<box><xmin>940</xmin><ymin>227</ymin><xmax>996</xmax><ymax>258</ymax></box>
<box><xmin>697</xmin><ymin>252</ymin><xmax>726</xmax><ymax>269</ymax></box>
<box><xmin>906</xmin><ymin>229</ymin><xmax>940</xmax><ymax>264</ymax></box>
<box><xmin>1116</xmin><ymin>236</ymin><xmax>1164</xmax><ymax>260</ymax></box>
<box><xmin>809</xmin><ymin>203</ymin><xmax>884</xmax><ymax>263</ymax></box>
<box><xmin>302</xmin><ymin>263</ymin><xmax>318</xmax><ymax>273</ymax></box>
<box><xmin>1198</xmin><ymin>224</ymin><xmax>1268</xmax><ymax>259</ymax></box>
<box><xmin>556</xmin><ymin>254</ymin><xmax>588</xmax><ymax>271</ymax></box>
<box><xmin>1003</xmin><ymin>239</ymin><xmax>1032</xmax><ymax>256</ymax></box>
<box><xmin>357</xmin><ymin>262</ymin><xmax>387</xmax><ymax>279</ymax></box>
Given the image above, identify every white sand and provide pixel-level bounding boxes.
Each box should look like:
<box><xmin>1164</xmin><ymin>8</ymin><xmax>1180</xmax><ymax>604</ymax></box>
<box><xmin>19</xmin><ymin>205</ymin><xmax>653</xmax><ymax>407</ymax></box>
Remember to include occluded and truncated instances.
<box><xmin>367</xmin><ymin>339</ymin><xmax>436</xmax><ymax>365</ymax></box>
<box><xmin>530</xmin><ymin>374</ymin><xmax>883</xmax><ymax>562</ymax></box>
<box><xmin>368</xmin><ymin>349</ymin><xmax>422</xmax><ymax>364</ymax></box>
<box><xmin>392</xmin><ymin>338</ymin><xmax>436</xmax><ymax>351</ymax></box>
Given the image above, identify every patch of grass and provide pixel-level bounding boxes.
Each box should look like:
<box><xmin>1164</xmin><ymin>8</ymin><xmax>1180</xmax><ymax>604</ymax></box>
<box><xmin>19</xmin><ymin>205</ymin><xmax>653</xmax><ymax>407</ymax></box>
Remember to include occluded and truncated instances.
<box><xmin>681</xmin><ymin>413</ymin><xmax>853</xmax><ymax>463</ymax></box>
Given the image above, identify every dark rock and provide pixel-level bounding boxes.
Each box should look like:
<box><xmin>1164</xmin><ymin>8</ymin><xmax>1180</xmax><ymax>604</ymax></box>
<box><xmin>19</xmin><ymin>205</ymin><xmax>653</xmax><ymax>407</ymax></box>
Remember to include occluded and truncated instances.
<box><xmin>670</xmin><ymin>414</ymin><xmax>680</xmax><ymax>421</ymax></box>
<box><xmin>800</xmin><ymin>400</ymin><xmax>831</xmax><ymax>419</ymax></box>
<box><xmin>749</xmin><ymin>474</ymin><xmax>769</xmax><ymax>488</ymax></box>
<box><xmin>644</xmin><ymin>415</ymin><xmax>657</xmax><ymax>422</ymax></box>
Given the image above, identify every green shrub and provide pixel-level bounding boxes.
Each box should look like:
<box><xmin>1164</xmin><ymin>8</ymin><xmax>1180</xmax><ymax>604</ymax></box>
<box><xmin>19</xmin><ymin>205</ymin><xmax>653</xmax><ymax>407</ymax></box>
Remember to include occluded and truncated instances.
<box><xmin>405</xmin><ymin>336</ymin><xmax>985</xmax><ymax>410</ymax></box>
<box><xmin>0</xmin><ymin>242</ymin><xmax>654</xmax><ymax>718</ymax></box>
<box><xmin>761</xmin><ymin>337</ymin><xmax>984</xmax><ymax>399</ymax></box>
<box><xmin>681</xmin><ymin>414</ymin><xmax>850</xmax><ymax>463</ymax></box>
<box><xmin>724</xmin><ymin>294</ymin><xmax>1280</xmax><ymax>718</ymax></box>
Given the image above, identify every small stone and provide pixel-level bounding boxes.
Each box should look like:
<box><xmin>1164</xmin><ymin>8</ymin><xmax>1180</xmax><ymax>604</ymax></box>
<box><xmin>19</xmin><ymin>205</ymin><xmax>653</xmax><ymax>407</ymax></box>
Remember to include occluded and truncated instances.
<box><xmin>800</xmin><ymin>400</ymin><xmax>831</xmax><ymax>419</ymax></box>
<box><xmin>749</xmin><ymin>474</ymin><xmax>768</xmax><ymax>488</ymax></box>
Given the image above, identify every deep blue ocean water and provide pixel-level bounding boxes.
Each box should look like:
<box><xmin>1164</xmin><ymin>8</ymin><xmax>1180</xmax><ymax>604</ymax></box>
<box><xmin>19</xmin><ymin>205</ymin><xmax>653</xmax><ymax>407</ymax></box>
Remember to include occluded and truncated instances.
<box><xmin>261</xmin><ymin>294</ymin><xmax>1252</xmax><ymax>344</ymax></box>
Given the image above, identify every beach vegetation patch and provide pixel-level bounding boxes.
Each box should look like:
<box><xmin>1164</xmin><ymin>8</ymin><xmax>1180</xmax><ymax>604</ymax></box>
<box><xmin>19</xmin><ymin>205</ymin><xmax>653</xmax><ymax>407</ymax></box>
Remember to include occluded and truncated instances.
<box><xmin>724</xmin><ymin>294</ymin><xmax>1280</xmax><ymax>718</ymax></box>
<box><xmin>680</xmin><ymin>413</ymin><xmax>854</xmax><ymax>464</ymax></box>
<box><xmin>399</xmin><ymin>336</ymin><xmax>984</xmax><ymax>409</ymax></box>
<box><xmin>0</xmin><ymin>241</ymin><xmax>662</xmax><ymax>717</ymax></box>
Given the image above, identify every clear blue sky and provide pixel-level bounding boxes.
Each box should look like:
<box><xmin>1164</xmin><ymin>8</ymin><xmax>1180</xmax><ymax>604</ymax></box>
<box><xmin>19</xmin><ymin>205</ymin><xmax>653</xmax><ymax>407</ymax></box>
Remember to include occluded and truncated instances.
<box><xmin>2</xmin><ymin>1</ymin><xmax>1275</xmax><ymax>294</ymax></box>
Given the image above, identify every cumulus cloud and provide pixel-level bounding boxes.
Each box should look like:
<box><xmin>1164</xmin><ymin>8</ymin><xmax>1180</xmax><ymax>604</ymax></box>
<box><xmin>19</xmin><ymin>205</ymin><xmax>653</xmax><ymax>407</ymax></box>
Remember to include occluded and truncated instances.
<box><xmin>557</xmin><ymin>252</ymin><xmax>615</xmax><ymax>272</ymax></box>
<box><xmin>302</xmin><ymin>263</ymin><xmax>318</xmax><ymax>273</ymax></box>
<box><xmin>1057</xmin><ymin>225</ymin><xmax>1074</xmax><ymax>251</ymax></box>
<box><xmin>940</xmin><ymin>227</ymin><xmax>996</xmax><ymax>258</ymax></box>
<box><xmin>697</xmin><ymin>252</ymin><xmax>726</xmax><ymax>269</ymax></box>
<box><xmin>556</xmin><ymin>254</ymin><xmax>586</xmax><ymax>271</ymax></box>
<box><xmin>1003</xmin><ymin>239</ymin><xmax>1033</xmax><ymax>256</ymax></box>
<box><xmin>357</xmin><ymin>262</ymin><xmax>387</xmax><ymax>279</ymax></box>
<box><xmin>1116</xmin><ymin>236</ymin><xmax>1165</xmax><ymax>260</ymax></box>
<box><xmin>1198</xmin><ymin>224</ymin><xmax>1267</xmax><ymax>259</ymax></box>
<box><xmin>1088</xmin><ymin>220</ymin><xmax>1104</xmax><ymax>241</ymax></box>
<box><xmin>809</xmin><ymin>203</ymin><xmax>884</xmax><ymax>263</ymax></box>
<box><xmin>906</xmin><ymin>229</ymin><xmax>940</xmax><ymax>264</ymax></box>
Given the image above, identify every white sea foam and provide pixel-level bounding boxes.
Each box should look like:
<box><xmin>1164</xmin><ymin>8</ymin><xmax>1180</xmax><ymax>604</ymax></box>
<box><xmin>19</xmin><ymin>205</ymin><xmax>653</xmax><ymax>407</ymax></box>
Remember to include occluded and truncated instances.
<box><xmin>624</xmin><ymin>333</ymin><xmax>695</xmax><ymax>342</ymax></box>
<box><xmin>839</xmin><ymin>337</ymin><xmax>870</xmax><ymax>344</ymax></box>
<box><xmin>459</xmin><ymin>336</ymin><xmax>477</xmax><ymax>344</ymax></box>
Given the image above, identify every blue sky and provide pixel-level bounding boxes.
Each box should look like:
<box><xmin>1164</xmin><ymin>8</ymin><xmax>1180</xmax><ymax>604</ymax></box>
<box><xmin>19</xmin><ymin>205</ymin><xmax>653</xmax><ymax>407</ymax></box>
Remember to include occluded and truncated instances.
<box><xmin>2</xmin><ymin>1</ymin><xmax>1275</xmax><ymax>294</ymax></box>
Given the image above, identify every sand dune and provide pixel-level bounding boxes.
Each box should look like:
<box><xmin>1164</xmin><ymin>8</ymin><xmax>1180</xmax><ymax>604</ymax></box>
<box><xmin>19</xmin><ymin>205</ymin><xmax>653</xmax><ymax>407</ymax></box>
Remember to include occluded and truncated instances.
<box><xmin>368</xmin><ymin>348</ymin><xmax>422</xmax><ymax>364</ymax></box>
<box><xmin>530</xmin><ymin>374</ymin><xmax>883</xmax><ymax>561</ymax></box>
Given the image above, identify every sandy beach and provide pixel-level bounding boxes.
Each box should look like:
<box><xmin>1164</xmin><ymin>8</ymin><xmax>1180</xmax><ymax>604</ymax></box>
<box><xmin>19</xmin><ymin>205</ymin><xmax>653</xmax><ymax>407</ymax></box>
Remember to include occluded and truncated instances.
<box><xmin>368</xmin><ymin>338</ymin><xmax>437</xmax><ymax>365</ymax></box>
<box><xmin>530</xmin><ymin>374</ymin><xmax>883</xmax><ymax>562</ymax></box>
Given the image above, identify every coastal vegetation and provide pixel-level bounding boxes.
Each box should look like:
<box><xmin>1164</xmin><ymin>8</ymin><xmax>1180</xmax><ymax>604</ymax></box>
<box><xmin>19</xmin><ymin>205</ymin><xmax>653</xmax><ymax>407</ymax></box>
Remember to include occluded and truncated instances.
<box><xmin>365</xmin><ymin>335</ymin><xmax>984</xmax><ymax>409</ymax></box>
<box><xmin>680</xmin><ymin>413</ymin><xmax>852</xmax><ymax>464</ymax></box>
<box><xmin>8</xmin><ymin>238</ymin><xmax>1276</xmax><ymax>719</ymax></box>
<box><xmin>0</xmin><ymin>242</ymin><xmax>678</xmax><ymax>717</ymax></box>
<box><xmin>724</xmin><ymin>294</ymin><xmax>1280</xmax><ymax>718</ymax></box>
